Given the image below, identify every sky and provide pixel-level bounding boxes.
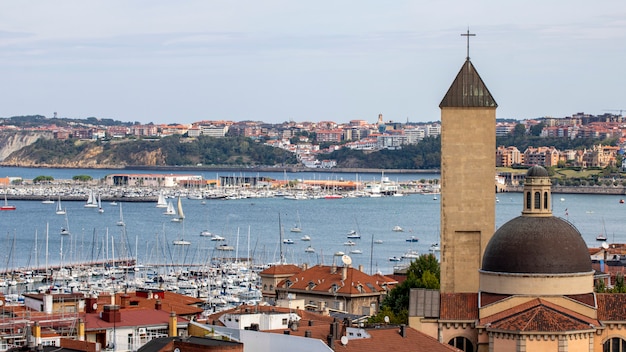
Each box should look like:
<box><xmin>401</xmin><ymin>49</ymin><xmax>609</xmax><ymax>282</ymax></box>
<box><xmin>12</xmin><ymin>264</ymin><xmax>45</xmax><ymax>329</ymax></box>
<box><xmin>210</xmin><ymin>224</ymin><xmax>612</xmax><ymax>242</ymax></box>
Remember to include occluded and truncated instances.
<box><xmin>1</xmin><ymin>1</ymin><xmax>625</xmax><ymax>125</ymax></box>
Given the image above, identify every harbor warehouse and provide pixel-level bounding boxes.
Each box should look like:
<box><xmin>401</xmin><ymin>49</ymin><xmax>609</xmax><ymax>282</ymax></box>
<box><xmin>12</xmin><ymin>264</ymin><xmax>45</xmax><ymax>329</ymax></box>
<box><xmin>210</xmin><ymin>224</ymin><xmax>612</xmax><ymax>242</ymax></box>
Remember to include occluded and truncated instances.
<box><xmin>104</xmin><ymin>174</ymin><xmax>202</xmax><ymax>187</ymax></box>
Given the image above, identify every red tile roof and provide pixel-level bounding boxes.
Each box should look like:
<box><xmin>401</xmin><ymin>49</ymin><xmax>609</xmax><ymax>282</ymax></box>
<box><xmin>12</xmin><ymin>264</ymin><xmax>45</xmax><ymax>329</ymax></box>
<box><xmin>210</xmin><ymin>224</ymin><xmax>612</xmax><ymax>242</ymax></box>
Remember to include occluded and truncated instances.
<box><xmin>329</xmin><ymin>326</ymin><xmax>461</xmax><ymax>352</ymax></box>
<box><xmin>440</xmin><ymin>293</ymin><xmax>478</xmax><ymax>320</ymax></box>
<box><xmin>597</xmin><ymin>294</ymin><xmax>626</xmax><ymax>321</ymax></box>
<box><xmin>277</xmin><ymin>265</ymin><xmax>396</xmax><ymax>295</ymax></box>
<box><xmin>83</xmin><ymin>308</ymin><xmax>188</xmax><ymax>330</ymax></box>
<box><xmin>259</xmin><ymin>264</ymin><xmax>302</xmax><ymax>276</ymax></box>
<box><xmin>95</xmin><ymin>291</ymin><xmax>203</xmax><ymax>317</ymax></box>
<box><xmin>480</xmin><ymin>298</ymin><xmax>599</xmax><ymax>332</ymax></box>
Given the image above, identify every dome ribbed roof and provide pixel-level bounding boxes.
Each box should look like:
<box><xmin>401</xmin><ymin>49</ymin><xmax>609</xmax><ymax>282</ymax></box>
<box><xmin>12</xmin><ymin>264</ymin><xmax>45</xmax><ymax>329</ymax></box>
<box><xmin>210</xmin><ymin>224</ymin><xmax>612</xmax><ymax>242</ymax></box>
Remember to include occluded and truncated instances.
<box><xmin>526</xmin><ymin>165</ymin><xmax>549</xmax><ymax>177</ymax></box>
<box><xmin>482</xmin><ymin>216</ymin><xmax>592</xmax><ymax>274</ymax></box>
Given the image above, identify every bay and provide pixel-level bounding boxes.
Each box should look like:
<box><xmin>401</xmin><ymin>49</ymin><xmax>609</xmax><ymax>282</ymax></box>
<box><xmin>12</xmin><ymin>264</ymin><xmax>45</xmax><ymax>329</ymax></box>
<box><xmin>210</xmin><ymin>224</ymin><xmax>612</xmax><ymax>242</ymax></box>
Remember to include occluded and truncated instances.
<box><xmin>0</xmin><ymin>167</ymin><xmax>622</xmax><ymax>279</ymax></box>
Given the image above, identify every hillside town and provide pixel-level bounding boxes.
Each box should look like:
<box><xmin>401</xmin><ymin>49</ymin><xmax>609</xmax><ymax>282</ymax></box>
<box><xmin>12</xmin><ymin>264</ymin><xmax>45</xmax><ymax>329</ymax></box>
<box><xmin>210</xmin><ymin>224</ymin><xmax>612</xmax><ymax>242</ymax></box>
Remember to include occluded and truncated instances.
<box><xmin>1</xmin><ymin>111</ymin><xmax>625</xmax><ymax>170</ymax></box>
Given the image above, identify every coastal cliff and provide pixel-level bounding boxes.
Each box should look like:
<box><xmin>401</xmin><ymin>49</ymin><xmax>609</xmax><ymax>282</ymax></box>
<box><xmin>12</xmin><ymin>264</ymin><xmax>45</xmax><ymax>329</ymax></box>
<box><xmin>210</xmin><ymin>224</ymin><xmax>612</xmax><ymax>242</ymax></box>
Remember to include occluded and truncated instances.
<box><xmin>0</xmin><ymin>131</ymin><xmax>51</xmax><ymax>161</ymax></box>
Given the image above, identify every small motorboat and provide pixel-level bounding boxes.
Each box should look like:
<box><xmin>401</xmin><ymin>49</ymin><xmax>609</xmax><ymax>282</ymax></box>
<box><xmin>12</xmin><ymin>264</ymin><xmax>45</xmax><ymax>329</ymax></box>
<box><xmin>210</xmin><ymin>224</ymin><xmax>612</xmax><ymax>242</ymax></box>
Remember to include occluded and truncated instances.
<box><xmin>429</xmin><ymin>243</ymin><xmax>441</xmax><ymax>252</ymax></box>
<box><xmin>388</xmin><ymin>256</ymin><xmax>401</xmax><ymax>262</ymax></box>
<box><xmin>392</xmin><ymin>226</ymin><xmax>404</xmax><ymax>232</ymax></box>
<box><xmin>344</xmin><ymin>240</ymin><xmax>356</xmax><ymax>246</ymax></box>
<box><xmin>374</xmin><ymin>239</ymin><xmax>384</xmax><ymax>244</ymax></box>
<box><xmin>350</xmin><ymin>249</ymin><xmax>362</xmax><ymax>254</ymax></box>
<box><xmin>301</xmin><ymin>235</ymin><xmax>311</xmax><ymax>241</ymax></box>
<box><xmin>406</xmin><ymin>236</ymin><xmax>419</xmax><ymax>243</ymax></box>
<box><xmin>334</xmin><ymin>251</ymin><xmax>345</xmax><ymax>256</ymax></box>
<box><xmin>283</xmin><ymin>239</ymin><xmax>295</xmax><ymax>244</ymax></box>
<box><xmin>305</xmin><ymin>246</ymin><xmax>315</xmax><ymax>253</ymax></box>
<box><xmin>347</xmin><ymin>230</ymin><xmax>361</xmax><ymax>239</ymax></box>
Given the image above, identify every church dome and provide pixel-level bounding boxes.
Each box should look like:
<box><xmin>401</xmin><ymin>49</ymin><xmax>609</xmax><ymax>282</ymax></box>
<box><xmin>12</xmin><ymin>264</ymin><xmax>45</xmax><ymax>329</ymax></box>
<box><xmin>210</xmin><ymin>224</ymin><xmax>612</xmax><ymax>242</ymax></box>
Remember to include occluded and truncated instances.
<box><xmin>526</xmin><ymin>165</ymin><xmax>549</xmax><ymax>177</ymax></box>
<box><xmin>482</xmin><ymin>216</ymin><xmax>592</xmax><ymax>274</ymax></box>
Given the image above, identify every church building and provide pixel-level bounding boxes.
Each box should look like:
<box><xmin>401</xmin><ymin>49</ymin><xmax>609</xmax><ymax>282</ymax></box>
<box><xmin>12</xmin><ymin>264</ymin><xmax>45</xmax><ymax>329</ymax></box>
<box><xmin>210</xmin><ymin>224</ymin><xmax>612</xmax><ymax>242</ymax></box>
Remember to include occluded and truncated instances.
<box><xmin>410</xmin><ymin>35</ymin><xmax>626</xmax><ymax>352</ymax></box>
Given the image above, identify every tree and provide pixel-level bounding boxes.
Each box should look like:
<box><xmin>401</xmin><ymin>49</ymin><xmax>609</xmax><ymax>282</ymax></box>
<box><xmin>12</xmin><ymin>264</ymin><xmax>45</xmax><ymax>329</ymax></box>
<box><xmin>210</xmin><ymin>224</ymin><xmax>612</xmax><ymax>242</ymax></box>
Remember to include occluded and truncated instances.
<box><xmin>368</xmin><ymin>254</ymin><xmax>440</xmax><ymax>324</ymax></box>
<box><xmin>33</xmin><ymin>175</ymin><xmax>54</xmax><ymax>183</ymax></box>
<box><xmin>73</xmin><ymin>175</ymin><xmax>93</xmax><ymax>182</ymax></box>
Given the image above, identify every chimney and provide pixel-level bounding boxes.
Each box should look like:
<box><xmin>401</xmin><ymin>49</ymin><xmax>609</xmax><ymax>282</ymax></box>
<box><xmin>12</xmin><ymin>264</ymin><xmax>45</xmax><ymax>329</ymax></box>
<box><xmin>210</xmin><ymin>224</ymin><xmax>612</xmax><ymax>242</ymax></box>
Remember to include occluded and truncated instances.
<box><xmin>168</xmin><ymin>312</ymin><xmax>177</xmax><ymax>337</ymax></box>
<box><xmin>400</xmin><ymin>324</ymin><xmax>407</xmax><ymax>338</ymax></box>
<box><xmin>331</xmin><ymin>263</ymin><xmax>337</xmax><ymax>274</ymax></box>
<box><xmin>102</xmin><ymin>305</ymin><xmax>121</xmax><ymax>323</ymax></box>
<box><xmin>341</xmin><ymin>266</ymin><xmax>347</xmax><ymax>281</ymax></box>
<box><xmin>155</xmin><ymin>300</ymin><xmax>162</xmax><ymax>310</ymax></box>
<box><xmin>358</xmin><ymin>264</ymin><xmax>364</xmax><ymax>272</ymax></box>
<box><xmin>120</xmin><ymin>294</ymin><xmax>130</xmax><ymax>308</ymax></box>
<box><xmin>302</xmin><ymin>263</ymin><xmax>308</xmax><ymax>271</ymax></box>
<box><xmin>327</xmin><ymin>334</ymin><xmax>335</xmax><ymax>349</ymax></box>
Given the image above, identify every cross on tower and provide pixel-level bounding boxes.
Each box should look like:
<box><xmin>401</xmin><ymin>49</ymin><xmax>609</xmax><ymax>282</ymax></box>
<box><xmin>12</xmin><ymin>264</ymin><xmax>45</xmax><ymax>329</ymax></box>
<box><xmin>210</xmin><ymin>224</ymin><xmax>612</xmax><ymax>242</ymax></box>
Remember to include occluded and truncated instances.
<box><xmin>461</xmin><ymin>29</ymin><xmax>476</xmax><ymax>60</ymax></box>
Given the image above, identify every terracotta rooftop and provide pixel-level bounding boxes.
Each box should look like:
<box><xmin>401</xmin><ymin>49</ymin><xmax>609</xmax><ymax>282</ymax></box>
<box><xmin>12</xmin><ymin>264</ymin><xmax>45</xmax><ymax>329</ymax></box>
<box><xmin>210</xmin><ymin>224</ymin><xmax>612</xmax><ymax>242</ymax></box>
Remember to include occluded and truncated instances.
<box><xmin>259</xmin><ymin>264</ymin><xmax>302</xmax><ymax>276</ymax></box>
<box><xmin>440</xmin><ymin>293</ymin><xmax>478</xmax><ymax>320</ymax></box>
<box><xmin>83</xmin><ymin>308</ymin><xmax>188</xmax><ymax>330</ymax></box>
<box><xmin>597</xmin><ymin>294</ymin><xmax>626</xmax><ymax>321</ymax></box>
<box><xmin>94</xmin><ymin>291</ymin><xmax>203</xmax><ymax>316</ymax></box>
<box><xmin>480</xmin><ymin>298</ymin><xmax>599</xmax><ymax>332</ymax></box>
<box><xmin>277</xmin><ymin>265</ymin><xmax>396</xmax><ymax>295</ymax></box>
<box><xmin>329</xmin><ymin>326</ymin><xmax>461</xmax><ymax>352</ymax></box>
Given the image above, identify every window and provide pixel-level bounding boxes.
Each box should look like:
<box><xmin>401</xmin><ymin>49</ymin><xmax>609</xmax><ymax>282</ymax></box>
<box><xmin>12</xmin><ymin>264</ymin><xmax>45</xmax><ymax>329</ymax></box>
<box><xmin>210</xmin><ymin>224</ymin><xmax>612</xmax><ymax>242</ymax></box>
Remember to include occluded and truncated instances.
<box><xmin>603</xmin><ymin>337</ymin><xmax>626</xmax><ymax>352</ymax></box>
<box><xmin>534</xmin><ymin>192</ymin><xmax>540</xmax><ymax>209</ymax></box>
<box><xmin>544</xmin><ymin>191</ymin><xmax>548</xmax><ymax>209</ymax></box>
<box><xmin>282</xmin><ymin>318</ymin><xmax>288</xmax><ymax>325</ymax></box>
<box><xmin>448</xmin><ymin>336</ymin><xmax>474</xmax><ymax>352</ymax></box>
<box><xmin>526</xmin><ymin>192</ymin><xmax>531</xmax><ymax>209</ymax></box>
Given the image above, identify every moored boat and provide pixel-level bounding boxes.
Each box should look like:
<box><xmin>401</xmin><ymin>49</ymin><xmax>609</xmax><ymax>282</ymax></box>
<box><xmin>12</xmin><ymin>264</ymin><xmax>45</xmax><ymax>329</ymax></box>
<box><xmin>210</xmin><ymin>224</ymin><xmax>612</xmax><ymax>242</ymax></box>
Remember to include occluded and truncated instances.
<box><xmin>1</xmin><ymin>193</ymin><xmax>16</xmax><ymax>211</ymax></box>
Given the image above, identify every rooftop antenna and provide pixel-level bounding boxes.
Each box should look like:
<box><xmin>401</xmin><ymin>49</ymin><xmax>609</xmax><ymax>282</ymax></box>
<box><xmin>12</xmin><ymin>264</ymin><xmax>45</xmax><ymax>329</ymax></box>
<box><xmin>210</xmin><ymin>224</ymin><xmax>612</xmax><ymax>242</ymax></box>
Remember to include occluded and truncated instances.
<box><xmin>461</xmin><ymin>28</ymin><xmax>476</xmax><ymax>60</ymax></box>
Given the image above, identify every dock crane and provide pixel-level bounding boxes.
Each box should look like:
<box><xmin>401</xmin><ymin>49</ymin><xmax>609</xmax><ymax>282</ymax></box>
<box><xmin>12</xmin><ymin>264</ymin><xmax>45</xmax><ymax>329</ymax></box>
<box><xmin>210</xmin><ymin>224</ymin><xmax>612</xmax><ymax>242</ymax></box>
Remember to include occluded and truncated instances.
<box><xmin>603</xmin><ymin>109</ymin><xmax>625</xmax><ymax>116</ymax></box>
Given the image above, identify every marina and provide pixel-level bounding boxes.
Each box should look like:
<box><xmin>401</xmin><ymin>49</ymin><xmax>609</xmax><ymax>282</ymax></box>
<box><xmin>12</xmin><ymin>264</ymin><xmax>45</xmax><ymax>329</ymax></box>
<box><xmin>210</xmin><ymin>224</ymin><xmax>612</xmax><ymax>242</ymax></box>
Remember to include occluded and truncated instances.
<box><xmin>0</xmin><ymin>167</ymin><xmax>625</xmax><ymax>301</ymax></box>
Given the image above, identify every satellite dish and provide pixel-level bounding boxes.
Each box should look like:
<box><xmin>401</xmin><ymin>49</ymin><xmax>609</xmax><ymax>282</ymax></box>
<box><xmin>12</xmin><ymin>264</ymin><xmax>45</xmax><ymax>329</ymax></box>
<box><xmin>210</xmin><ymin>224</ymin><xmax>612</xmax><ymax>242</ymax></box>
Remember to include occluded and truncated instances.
<box><xmin>0</xmin><ymin>300</ymin><xmax>3</xmax><ymax>307</ymax></box>
<box><xmin>602</xmin><ymin>241</ymin><xmax>609</xmax><ymax>249</ymax></box>
<box><xmin>92</xmin><ymin>303</ymin><xmax>98</xmax><ymax>310</ymax></box>
<box><xmin>340</xmin><ymin>336</ymin><xmax>349</xmax><ymax>346</ymax></box>
<box><xmin>384</xmin><ymin>316</ymin><xmax>390</xmax><ymax>323</ymax></box>
<box><xmin>341</xmin><ymin>255</ymin><xmax>352</xmax><ymax>266</ymax></box>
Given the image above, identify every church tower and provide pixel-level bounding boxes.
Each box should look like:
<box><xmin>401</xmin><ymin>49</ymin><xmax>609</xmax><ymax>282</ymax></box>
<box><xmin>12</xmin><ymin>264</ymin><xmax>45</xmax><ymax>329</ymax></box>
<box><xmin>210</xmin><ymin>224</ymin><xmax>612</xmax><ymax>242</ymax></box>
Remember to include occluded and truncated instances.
<box><xmin>439</xmin><ymin>37</ymin><xmax>497</xmax><ymax>293</ymax></box>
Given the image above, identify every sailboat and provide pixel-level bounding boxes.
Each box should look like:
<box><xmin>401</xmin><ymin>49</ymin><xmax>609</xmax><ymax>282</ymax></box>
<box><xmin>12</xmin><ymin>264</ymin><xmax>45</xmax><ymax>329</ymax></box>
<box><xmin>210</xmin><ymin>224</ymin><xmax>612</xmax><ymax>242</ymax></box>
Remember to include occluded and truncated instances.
<box><xmin>290</xmin><ymin>211</ymin><xmax>303</xmax><ymax>232</ymax></box>
<box><xmin>116</xmin><ymin>203</ymin><xmax>125</xmax><ymax>226</ymax></box>
<box><xmin>156</xmin><ymin>190</ymin><xmax>168</xmax><ymax>208</ymax></box>
<box><xmin>98</xmin><ymin>193</ymin><xmax>104</xmax><ymax>213</ymax></box>
<box><xmin>60</xmin><ymin>212</ymin><xmax>70</xmax><ymax>235</ymax></box>
<box><xmin>171</xmin><ymin>196</ymin><xmax>185</xmax><ymax>222</ymax></box>
<box><xmin>173</xmin><ymin>224</ymin><xmax>190</xmax><ymax>245</ymax></box>
<box><xmin>84</xmin><ymin>190</ymin><xmax>98</xmax><ymax>208</ymax></box>
<box><xmin>163</xmin><ymin>200</ymin><xmax>176</xmax><ymax>215</ymax></box>
<box><xmin>1</xmin><ymin>193</ymin><xmax>16</xmax><ymax>211</ymax></box>
<box><xmin>55</xmin><ymin>196</ymin><xmax>66</xmax><ymax>215</ymax></box>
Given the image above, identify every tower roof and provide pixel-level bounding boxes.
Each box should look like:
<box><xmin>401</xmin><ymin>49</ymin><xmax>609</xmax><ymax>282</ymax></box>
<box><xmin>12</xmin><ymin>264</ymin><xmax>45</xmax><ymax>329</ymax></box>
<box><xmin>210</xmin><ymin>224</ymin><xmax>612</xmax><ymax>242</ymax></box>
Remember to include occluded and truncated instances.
<box><xmin>439</xmin><ymin>60</ymin><xmax>498</xmax><ymax>108</ymax></box>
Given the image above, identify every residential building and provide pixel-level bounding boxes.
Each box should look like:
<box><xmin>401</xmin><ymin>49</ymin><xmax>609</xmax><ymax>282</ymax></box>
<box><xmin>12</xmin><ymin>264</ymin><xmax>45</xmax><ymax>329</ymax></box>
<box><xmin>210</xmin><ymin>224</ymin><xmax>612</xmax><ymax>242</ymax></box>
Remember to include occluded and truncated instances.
<box><xmin>495</xmin><ymin>146</ymin><xmax>522</xmax><ymax>167</ymax></box>
<box><xmin>523</xmin><ymin>146</ymin><xmax>559</xmax><ymax>167</ymax></box>
<box><xmin>270</xmin><ymin>264</ymin><xmax>396</xmax><ymax>316</ymax></box>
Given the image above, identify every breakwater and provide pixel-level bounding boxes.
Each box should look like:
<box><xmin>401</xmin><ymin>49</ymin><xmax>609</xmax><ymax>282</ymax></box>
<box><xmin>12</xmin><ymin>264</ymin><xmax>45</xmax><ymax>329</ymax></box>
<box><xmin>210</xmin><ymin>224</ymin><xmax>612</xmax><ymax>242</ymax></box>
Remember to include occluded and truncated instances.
<box><xmin>504</xmin><ymin>185</ymin><xmax>626</xmax><ymax>195</ymax></box>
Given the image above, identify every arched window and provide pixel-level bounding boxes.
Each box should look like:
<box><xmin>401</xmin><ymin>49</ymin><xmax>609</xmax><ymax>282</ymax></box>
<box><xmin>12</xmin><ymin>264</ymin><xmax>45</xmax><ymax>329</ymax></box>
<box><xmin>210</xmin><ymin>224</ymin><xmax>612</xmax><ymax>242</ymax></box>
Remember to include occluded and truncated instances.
<box><xmin>534</xmin><ymin>192</ymin><xmax>541</xmax><ymax>209</ymax></box>
<box><xmin>603</xmin><ymin>337</ymin><xmax>626</xmax><ymax>351</ymax></box>
<box><xmin>448</xmin><ymin>336</ymin><xmax>474</xmax><ymax>352</ymax></box>
<box><xmin>526</xmin><ymin>192</ymin><xmax>531</xmax><ymax>209</ymax></box>
<box><xmin>544</xmin><ymin>191</ymin><xmax>548</xmax><ymax>209</ymax></box>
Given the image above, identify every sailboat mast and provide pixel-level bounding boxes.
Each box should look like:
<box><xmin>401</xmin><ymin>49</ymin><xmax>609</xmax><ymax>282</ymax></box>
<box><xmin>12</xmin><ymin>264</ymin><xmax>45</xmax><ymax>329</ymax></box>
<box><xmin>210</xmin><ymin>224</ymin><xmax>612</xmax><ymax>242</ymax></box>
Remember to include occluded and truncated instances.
<box><xmin>45</xmin><ymin>223</ymin><xmax>49</xmax><ymax>277</ymax></box>
<box><xmin>278</xmin><ymin>213</ymin><xmax>285</xmax><ymax>264</ymax></box>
